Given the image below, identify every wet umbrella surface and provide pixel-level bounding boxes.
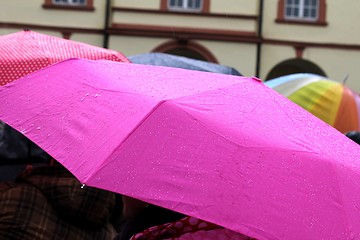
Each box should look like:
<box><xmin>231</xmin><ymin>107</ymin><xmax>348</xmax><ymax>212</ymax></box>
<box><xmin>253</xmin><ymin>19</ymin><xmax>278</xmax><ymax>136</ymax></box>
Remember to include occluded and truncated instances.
<box><xmin>0</xmin><ymin>59</ymin><xmax>360</xmax><ymax>240</ymax></box>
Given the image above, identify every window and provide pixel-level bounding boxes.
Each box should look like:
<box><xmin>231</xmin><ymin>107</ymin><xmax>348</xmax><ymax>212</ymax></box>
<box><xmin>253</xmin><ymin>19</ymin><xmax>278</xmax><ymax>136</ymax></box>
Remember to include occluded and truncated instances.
<box><xmin>285</xmin><ymin>0</ymin><xmax>318</xmax><ymax>21</ymax></box>
<box><xmin>169</xmin><ymin>0</ymin><xmax>202</xmax><ymax>12</ymax></box>
<box><xmin>43</xmin><ymin>0</ymin><xmax>94</xmax><ymax>11</ymax></box>
<box><xmin>52</xmin><ymin>0</ymin><xmax>87</xmax><ymax>6</ymax></box>
<box><xmin>276</xmin><ymin>0</ymin><xmax>327</xmax><ymax>25</ymax></box>
<box><xmin>160</xmin><ymin>0</ymin><xmax>209</xmax><ymax>13</ymax></box>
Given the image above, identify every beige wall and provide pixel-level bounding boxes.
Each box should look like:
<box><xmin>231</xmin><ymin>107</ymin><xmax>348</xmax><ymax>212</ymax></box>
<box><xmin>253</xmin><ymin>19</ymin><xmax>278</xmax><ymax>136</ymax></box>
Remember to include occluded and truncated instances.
<box><xmin>260</xmin><ymin>45</ymin><xmax>295</xmax><ymax>80</ymax></box>
<box><xmin>70</xmin><ymin>33</ymin><xmax>105</xmax><ymax>47</ymax></box>
<box><xmin>113</xmin><ymin>12</ymin><xmax>256</xmax><ymax>32</ymax></box>
<box><xmin>113</xmin><ymin>0</ymin><xmax>258</xmax><ymax>15</ymax></box>
<box><xmin>2</xmin><ymin>0</ymin><xmax>360</xmax><ymax>92</ymax></box>
<box><xmin>306</xmin><ymin>48</ymin><xmax>360</xmax><ymax>92</ymax></box>
<box><xmin>0</xmin><ymin>28</ymin><xmax>104</xmax><ymax>49</ymax></box>
<box><xmin>263</xmin><ymin>0</ymin><xmax>360</xmax><ymax>44</ymax></box>
<box><xmin>210</xmin><ymin>0</ymin><xmax>258</xmax><ymax>15</ymax></box>
<box><xmin>114</xmin><ymin>0</ymin><xmax>161</xmax><ymax>10</ymax></box>
<box><xmin>0</xmin><ymin>29</ymin><xmax>22</xmax><ymax>36</ymax></box>
<box><xmin>261</xmin><ymin>0</ymin><xmax>360</xmax><ymax>91</ymax></box>
<box><xmin>198</xmin><ymin>40</ymin><xmax>257</xmax><ymax>77</ymax></box>
<box><xmin>109</xmin><ymin>35</ymin><xmax>256</xmax><ymax>78</ymax></box>
<box><xmin>261</xmin><ymin>44</ymin><xmax>360</xmax><ymax>92</ymax></box>
<box><xmin>0</xmin><ymin>0</ymin><xmax>105</xmax><ymax>29</ymax></box>
<box><xmin>108</xmin><ymin>35</ymin><xmax>167</xmax><ymax>56</ymax></box>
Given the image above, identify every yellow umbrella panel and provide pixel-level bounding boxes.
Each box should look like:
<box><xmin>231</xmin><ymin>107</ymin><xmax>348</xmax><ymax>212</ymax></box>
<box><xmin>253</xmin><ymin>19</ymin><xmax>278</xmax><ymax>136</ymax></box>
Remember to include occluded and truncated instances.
<box><xmin>265</xmin><ymin>74</ymin><xmax>360</xmax><ymax>133</ymax></box>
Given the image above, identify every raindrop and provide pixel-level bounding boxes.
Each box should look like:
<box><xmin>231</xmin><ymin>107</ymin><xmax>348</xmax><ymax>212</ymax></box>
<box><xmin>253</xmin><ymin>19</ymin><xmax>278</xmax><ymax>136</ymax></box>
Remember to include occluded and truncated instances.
<box><xmin>81</xmin><ymin>184</ymin><xmax>85</xmax><ymax>189</ymax></box>
<box><xmin>36</xmin><ymin>127</ymin><xmax>41</xmax><ymax>130</ymax></box>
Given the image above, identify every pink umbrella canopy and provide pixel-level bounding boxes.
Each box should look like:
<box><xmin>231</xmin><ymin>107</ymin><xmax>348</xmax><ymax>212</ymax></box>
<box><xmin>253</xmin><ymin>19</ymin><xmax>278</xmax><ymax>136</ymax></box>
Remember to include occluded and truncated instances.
<box><xmin>0</xmin><ymin>30</ymin><xmax>129</xmax><ymax>86</ymax></box>
<box><xmin>1</xmin><ymin>59</ymin><xmax>360</xmax><ymax>239</ymax></box>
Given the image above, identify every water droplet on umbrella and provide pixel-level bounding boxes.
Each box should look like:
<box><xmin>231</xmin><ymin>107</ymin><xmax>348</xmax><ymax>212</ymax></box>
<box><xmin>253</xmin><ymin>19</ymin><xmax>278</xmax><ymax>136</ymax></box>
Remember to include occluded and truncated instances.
<box><xmin>36</xmin><ymin>127</ymin><xmax>41</xmax><ymax>130</ymax></box>
<box><xmin>81</xmin><ymin>184</ymin><xmax>85</xmax><ymax>189</ymax></box>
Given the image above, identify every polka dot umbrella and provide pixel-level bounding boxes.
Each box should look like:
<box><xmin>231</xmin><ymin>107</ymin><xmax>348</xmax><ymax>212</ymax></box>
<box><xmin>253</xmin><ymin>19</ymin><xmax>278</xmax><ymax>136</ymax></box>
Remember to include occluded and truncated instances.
<box><xmin>265</xmin><ymin>73</ymin><xmax>360</xmax><ymax>133</ymax></box>
<box><xmin>0</xmin><ymin>30</ymin><xmax>129</xmax><ymax>86</ymax></box>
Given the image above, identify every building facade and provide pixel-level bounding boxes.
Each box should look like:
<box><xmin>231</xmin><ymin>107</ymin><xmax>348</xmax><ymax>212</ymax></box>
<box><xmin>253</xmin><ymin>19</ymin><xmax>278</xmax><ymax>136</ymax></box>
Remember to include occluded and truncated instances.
<box><xmin>1</xmin><ymin>0</ymin><xmax>360</xmax><ymax>91</ymax></box>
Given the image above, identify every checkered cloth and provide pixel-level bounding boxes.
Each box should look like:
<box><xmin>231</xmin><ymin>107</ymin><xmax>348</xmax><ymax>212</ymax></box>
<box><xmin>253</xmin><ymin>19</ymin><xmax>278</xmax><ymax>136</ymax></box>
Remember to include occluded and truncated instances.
<box><xmin>0</xmin><ymin>165</ymin><xmax>116</xmax><ymax>240</ymax></box>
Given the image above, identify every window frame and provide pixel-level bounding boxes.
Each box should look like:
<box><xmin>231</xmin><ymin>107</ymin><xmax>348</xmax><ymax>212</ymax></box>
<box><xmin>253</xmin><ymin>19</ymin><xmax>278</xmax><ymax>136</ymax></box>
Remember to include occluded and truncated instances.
<box><xmin>168</xmin><ymin>0</ymin><xmax>203</xmax><ymax>12</ymax></box>
<box><xmin>276</xmin><ymin>0</ymin><xmax>327</xmax><ymax>26</ymax></box>
<box><xmin>43</xmin><ymin>0</ymin><xmax>94</xmax><ymax>11</ymax></box>
<box><xmin>160</xmin><ymin>0</ymin><xmax>210</xmax><ymax>13</ymax></box>
<box><xmin>285</xmin><ymin>0</ymin><xmax>318</xmax><ymax>21</ymax></box>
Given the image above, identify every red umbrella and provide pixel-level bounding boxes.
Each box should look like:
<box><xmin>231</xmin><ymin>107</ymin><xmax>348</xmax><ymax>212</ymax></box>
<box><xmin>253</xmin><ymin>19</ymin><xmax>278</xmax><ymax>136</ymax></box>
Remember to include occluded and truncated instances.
<box><xmin>0</xmin><ymin>30</ymin><xmax>129</xmax><ymax>86</ymax></box>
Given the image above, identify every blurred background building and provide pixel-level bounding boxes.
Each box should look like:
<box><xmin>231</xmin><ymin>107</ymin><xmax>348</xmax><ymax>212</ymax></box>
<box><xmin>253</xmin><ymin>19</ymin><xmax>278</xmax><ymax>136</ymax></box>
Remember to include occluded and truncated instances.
<box><xmin>1</xmin><ymin>0</ymin><xmax>359</xmax><ymax>91</ymax></box>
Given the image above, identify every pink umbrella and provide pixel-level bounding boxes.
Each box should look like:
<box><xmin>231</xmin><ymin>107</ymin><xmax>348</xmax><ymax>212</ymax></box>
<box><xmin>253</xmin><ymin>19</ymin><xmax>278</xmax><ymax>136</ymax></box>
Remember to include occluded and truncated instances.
<box><xmin>0</xmin><ymin>30</ymin><xmax>129</xmax><ymax>86</ymax></box>
<box><xmin>0</xmin><ymin>58</ymin><xmax>360</xmax><ymax>239</ymax></box>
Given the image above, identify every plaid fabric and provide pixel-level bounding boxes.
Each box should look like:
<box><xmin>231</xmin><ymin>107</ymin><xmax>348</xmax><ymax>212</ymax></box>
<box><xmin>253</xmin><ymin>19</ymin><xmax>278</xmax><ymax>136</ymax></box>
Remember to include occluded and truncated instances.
<box><xmin>16</xmin><ymin>165</ymin><xmax>115</xmax><ymax>228</ymax></box>
<box><xmin>0</xmin><ymin>182</ymin><xmax>116</xmax><ymax>240</ymax></box>
<box><xmin>0</xmin><ymin>165</ymin><xmax>117</xmax><ymax>240</ymax></box>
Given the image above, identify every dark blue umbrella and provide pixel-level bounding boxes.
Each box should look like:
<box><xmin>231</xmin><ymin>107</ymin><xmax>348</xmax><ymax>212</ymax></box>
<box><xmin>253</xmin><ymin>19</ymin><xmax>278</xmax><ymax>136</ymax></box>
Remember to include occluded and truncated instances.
<box><xmin>129</xmin><ymin>52</ymin><xmax>242</xmax><ymax>76</ymax></box>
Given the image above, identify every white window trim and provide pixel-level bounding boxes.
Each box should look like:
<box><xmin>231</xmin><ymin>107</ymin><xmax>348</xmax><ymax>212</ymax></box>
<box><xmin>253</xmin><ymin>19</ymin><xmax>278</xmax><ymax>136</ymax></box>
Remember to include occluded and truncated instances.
<box><xmin>285</xmin><ymin>0</ymin><xmax>319</xmax><ymax>21</ymax></box>
<box><xmin>168</xmin><ymin>0</ymin><xmax>203</xmax><ymax>12</ymax></box>
<box><xmin>52</xmin><ymin>0</ymin><xmax>87</xmax><ymax>6</ymax></box>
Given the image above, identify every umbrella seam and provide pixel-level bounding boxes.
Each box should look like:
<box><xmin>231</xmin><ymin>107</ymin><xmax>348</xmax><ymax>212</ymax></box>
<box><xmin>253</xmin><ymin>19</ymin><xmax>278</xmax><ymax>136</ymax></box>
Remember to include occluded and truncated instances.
<box><xmin>85</xmin><ymin>100</ymin><xmax>167</xmax><ymax>183</ymax></box>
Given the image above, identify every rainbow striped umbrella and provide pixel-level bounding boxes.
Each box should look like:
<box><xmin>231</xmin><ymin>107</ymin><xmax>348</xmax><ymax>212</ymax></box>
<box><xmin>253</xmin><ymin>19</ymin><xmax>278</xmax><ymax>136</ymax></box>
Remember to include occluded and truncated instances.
<box><xmin>265</xmin><ymin>73</ymin><xmax>360</xmax><ymax>133</ymax></box>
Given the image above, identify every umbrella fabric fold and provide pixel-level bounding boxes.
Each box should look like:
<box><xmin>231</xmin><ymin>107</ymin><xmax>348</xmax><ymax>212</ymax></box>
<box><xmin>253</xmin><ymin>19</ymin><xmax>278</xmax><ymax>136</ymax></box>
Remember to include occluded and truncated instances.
<box><xmin>0</xmin><ymin>59</ymin><xmax>360</xmax><ymax>239</ymax></box>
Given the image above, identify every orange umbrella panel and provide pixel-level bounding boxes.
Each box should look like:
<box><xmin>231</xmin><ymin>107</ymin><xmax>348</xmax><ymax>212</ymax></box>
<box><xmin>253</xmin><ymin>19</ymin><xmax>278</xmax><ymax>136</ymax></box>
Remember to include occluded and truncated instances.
<box><xmin>265</xmin><ymin>73</ymin><xmax>360</xmax><ymax>133</ymax></box>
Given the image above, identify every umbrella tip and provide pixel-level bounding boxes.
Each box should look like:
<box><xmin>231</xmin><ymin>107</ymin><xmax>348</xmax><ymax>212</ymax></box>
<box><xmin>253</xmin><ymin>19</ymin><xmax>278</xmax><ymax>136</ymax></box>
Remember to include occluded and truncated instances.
<box><xmin>251</xmin><ymin>76</ymin><xmax>262</xmax><ymax>82</ymax></box>
<box><xmin>342</xmin><ymin>74</ymin><xmax>349</xmax><ymax>85</ymax></box>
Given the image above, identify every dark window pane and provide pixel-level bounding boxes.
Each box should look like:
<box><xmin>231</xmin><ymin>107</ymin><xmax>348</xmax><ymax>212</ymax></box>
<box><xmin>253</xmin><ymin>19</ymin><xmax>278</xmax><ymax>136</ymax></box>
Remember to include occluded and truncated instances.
<box><xmin>304</xmin><ymin>8</ymin><xmax>309</xmax><ymax>17</ymax></box>
<box><xmin>195</xmin><ymin>0</ymin><xmax>201</xmax><ymax>8</ymax></box>
<box><xmin>286</xmin><ymin>0</ymin><xmax>293</xmax><ymax>4</ymax></box>
<box><xmin>294</xmin><ymin>7</ymin><xmax>299</xmax><ymax>17</ymax></box>
<box><xmin>304</xmin><ymin>0</ymin><xmax>310</xmax><ymax>6</ymax></box>
<box><xmin>294</xmin><ymin>0</ymin><xmax>299</xmax><ymax>5</ymax></box>
<box><xmin>169</xmin><ymin>0</ymin><xmax>176</xmax><ymax>6</ymax></box>
<box><xmin>286</xmin><ymin>7</ymin><xmax>292</xmax><ymax>16</ymax></box>
<box><xmin>312</xmin><ymin>0</ymin><xmax>318</xmax><ymax>6</ymax></box>
<box><xmin>189</xmin><ymin>0</ymin><xmax>195</xmax><ymax>8</ymax></box>
<box><xmin>311</xmin><ymin>9</ymin><xmax>317</xmax><ymax>17</ymax></box>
